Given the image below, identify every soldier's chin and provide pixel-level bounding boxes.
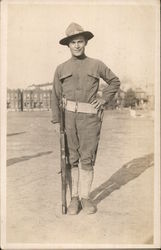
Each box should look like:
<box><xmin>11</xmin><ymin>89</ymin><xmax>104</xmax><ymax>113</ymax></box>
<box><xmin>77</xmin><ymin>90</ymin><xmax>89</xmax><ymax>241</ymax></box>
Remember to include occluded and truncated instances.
<box><xmin>75</xmin><ymin>53</ymin><xmax>83</xmax><ymax>57</ymax></box>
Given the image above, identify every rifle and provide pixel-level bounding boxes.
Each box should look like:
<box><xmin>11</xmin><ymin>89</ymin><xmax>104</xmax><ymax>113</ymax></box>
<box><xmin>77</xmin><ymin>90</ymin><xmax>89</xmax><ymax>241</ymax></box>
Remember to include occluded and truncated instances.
<box><xmin>59</xmin><ymin>96</ymin><xmax>72</xmax><ymax>214</ymax></box>
<box><xmin>59</xmin><ymin>96</ymin><xmax>68</xmax><ymax>214</ymax></box>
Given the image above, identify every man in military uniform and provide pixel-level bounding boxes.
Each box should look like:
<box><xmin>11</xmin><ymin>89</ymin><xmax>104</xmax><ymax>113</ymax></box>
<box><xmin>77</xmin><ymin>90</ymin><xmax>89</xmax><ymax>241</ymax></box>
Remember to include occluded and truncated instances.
<box><xmin>51</xmin><ymin>23</ymin><xmax>120</xmax><ymax>215</ymax></box>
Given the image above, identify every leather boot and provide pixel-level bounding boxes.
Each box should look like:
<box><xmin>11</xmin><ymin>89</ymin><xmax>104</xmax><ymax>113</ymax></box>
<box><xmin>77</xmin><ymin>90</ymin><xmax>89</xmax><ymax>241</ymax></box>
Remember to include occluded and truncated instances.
<box><xmin>67</xmin><ymin>196</ymin><xmax>80</xmax><ymax>215</ymax></box>
<box><xmin>80</xmin><ymin>168</ymin><xmax>97</xmax><ymax>214</ymax></box>
<box><xmin>81</xmin><ymin>198</ymin><xmax>97</xmax><ymax>214</ymax></box>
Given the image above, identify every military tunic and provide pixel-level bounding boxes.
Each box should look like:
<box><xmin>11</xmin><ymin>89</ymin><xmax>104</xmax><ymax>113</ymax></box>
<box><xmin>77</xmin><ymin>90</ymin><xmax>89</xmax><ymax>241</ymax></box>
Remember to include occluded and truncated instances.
<box><xmin>52</xmin><ymin>55</ymin><xmax>120</xmax><ymax>169</ymax></box>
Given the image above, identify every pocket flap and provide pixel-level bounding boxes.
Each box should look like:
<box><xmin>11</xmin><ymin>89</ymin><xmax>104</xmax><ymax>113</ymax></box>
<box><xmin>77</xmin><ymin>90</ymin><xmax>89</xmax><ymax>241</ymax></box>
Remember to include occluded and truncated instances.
<box><xmin>59</xmin><ymin>73</ymin><xmax>72</xmax><ymax>80</ymax></box>
<box><xmin>87</xmin><ymin>72</ymin><xmax>99</xmax><ymax>79</ymax></box>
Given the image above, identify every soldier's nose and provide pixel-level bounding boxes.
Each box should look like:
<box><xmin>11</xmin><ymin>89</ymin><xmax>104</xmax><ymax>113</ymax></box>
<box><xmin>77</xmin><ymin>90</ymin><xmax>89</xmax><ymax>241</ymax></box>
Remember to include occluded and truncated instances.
<box><xmin>75</xmin><ymin>43</ymin><xmax>79</xmax><ymax>49</ymax></box>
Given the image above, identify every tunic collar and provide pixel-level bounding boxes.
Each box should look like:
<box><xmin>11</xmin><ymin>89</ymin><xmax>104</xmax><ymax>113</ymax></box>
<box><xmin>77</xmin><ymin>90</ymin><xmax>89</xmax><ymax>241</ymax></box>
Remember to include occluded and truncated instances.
<box><xmin>71</xmin><ymin>54</ymin><xmax>87</xmax><ymax>61</ymax></box>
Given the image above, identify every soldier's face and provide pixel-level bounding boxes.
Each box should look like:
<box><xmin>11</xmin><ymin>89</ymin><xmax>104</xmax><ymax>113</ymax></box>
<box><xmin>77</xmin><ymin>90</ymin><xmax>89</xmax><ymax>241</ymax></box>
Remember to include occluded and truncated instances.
<box><xmin>68</xmin><ymin>35</ymin><xmax>87</xmax><ymax>57</ymax></box>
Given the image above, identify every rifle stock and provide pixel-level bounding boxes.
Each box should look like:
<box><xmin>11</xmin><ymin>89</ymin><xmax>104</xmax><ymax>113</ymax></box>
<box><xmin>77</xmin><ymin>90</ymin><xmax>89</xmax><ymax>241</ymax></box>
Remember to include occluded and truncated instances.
<box><xmin>60</xmin><ymin>99</ymin><xmax>67</xmax><ymax>214</ymax></box>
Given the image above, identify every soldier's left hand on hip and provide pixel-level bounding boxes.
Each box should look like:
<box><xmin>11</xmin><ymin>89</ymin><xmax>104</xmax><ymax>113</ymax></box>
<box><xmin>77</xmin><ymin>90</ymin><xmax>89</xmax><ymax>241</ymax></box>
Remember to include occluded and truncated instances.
<box><xmin>91</xmin><ymin>99</ymin><xmax>106</xmax><ymax>109</ymax></box>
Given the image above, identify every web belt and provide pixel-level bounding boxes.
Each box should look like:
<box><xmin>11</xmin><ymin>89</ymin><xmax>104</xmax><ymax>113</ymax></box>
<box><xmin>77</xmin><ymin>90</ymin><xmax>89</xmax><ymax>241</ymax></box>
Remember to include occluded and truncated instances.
<box><xmin>65</xmin><ymin>100</ymin><xmax>98</xmax><ymax>114</ymax></box>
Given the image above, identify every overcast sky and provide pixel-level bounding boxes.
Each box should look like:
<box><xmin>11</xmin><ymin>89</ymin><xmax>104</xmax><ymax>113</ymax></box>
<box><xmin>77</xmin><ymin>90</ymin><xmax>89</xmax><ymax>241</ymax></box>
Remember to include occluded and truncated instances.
<box><xmin>6</xmin><ymin>0</ymin><xmax>159</xmax><ymax>91</ymax></box>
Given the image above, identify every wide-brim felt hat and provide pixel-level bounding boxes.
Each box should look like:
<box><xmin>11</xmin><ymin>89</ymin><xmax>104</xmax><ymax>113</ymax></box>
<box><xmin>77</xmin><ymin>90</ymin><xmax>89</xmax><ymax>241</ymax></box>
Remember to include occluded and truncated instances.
<box><xmin>59</xmin><ymin>22</ymin><xmax>94</xmax><ymax>45</ymax></box>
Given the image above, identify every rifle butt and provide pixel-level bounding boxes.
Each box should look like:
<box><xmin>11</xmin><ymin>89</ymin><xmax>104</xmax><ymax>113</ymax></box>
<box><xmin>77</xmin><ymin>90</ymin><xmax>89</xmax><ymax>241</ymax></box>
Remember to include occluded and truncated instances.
<box><xmin>62</xmin><ymin>205</ymin><xmax>67</xmax><ymax>214</ymax></box>
<box><xmin>61</xmin><ymin>176</ymin><xmax>67</xmax><ymax>214</ymax></box>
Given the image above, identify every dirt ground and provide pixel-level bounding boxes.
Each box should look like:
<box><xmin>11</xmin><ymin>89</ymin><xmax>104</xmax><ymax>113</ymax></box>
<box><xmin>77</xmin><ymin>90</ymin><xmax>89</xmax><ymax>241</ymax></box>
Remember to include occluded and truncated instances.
<box><xmin>6</xmin><ymin>109</ymin><xmax>154</xmax><ymax>246</ymax></box>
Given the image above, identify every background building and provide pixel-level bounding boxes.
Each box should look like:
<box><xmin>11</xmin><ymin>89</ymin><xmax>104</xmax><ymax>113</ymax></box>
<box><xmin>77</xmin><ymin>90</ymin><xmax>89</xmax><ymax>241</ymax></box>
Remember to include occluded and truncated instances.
<box><xmin>23</xmin><ymin>87</ymin><xmax>52</xmax><ymax>111</ymax></box>
<box><xmin>7</xmin><ymin>89</ymin><xmax>22</xmax><ymax>111</ymax></box>
<box><xmin>7</xmin><ymin>82</ymin><xmax>154</xmax><ymax>112</ymax></box>
<box><xmin>7</xmin><ymin>84</ymin><xmax>52</xmax><ymax>111</ymax></box>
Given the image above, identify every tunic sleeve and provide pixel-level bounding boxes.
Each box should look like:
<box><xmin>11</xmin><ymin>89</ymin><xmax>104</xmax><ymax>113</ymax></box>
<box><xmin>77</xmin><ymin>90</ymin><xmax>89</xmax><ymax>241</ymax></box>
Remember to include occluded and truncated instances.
<box><xmin>51</xmin><ymin>66</ymin><xmax>61</xmax><ymax>123</ymax></box>
<box><xmin>98</xmin><ymin>61</ymin><xmax>121</xmax><ymax>104</ymax></box>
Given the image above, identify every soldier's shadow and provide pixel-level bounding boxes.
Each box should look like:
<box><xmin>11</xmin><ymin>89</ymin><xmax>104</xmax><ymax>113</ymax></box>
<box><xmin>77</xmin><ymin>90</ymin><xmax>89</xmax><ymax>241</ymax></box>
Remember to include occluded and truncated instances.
<box><xmin>90</xmin><ymin>153</ymin><xmax>154</xmax><ymax>205</ymax></box>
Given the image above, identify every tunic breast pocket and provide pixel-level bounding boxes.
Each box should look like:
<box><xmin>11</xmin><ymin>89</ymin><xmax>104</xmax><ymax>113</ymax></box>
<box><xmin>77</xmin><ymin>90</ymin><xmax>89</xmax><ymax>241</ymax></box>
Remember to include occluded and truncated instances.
<box><xmin>87</xmin><ymin>72</ymin><xmax>99</xmax><ymax>89</ymax></box>
<box><xmin>59</xmin><ymin>73</ymin><xmax>73</xmax><ymax>83</ymax></box>
<box><xmin>59</xmin><ymin>73</ymin><xmax>73</xmax><ymax>96</ymax></box>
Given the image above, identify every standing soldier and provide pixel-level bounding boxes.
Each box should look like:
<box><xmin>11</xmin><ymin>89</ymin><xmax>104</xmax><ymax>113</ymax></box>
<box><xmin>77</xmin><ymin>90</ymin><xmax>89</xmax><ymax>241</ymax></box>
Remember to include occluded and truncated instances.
<box><xmin>51</xmin><ymin>23</ymin><xmax>120</xmax><ymax>215</ymax></box>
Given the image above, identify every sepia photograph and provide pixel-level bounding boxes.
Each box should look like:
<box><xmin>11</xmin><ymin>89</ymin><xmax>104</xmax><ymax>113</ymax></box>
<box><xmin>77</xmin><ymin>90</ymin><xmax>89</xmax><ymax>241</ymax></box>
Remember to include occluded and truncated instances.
<box><xmin>0</xmin><ymin>0</ymin><xmax>160</xmax><ymax>249</ymax></box>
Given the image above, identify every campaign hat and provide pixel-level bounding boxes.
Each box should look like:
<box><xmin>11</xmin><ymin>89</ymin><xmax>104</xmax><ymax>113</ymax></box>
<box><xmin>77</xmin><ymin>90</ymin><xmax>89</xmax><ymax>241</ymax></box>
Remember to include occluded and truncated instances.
<box><xmin>59</xmin><ymin>22</ymin><xmax>94</xmax><ymax>45</ymax></box>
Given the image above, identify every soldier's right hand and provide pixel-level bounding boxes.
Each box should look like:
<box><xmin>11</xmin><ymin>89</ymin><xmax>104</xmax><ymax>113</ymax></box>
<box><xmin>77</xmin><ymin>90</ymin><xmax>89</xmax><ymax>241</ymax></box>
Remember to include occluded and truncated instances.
<box><xmin>51</xmin><ymin>121</ymin><xmax>60</xmax><ymax>133</ymax></box>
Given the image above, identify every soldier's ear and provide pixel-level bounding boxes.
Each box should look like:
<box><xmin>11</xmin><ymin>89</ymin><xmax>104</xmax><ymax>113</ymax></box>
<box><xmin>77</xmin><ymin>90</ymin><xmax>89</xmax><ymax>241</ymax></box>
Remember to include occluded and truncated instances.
<box><xmin>85</xmin><ymin>40</ymin><xmax>88</xmax><ymax>45</ymax></box>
